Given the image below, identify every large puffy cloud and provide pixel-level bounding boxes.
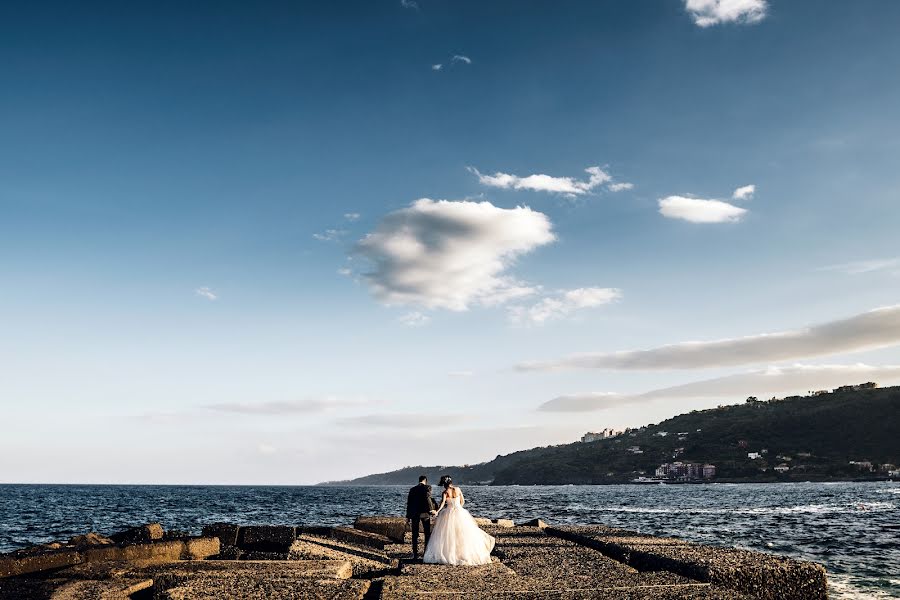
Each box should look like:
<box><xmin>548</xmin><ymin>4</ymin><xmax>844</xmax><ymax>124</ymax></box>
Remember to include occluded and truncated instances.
<box><xmin>684</xmin><ymin>0</ymin><xmax>768</xmax><ymax>27</ymax></box>
<box><xmin>355</xmin><ymin>199</ymin><xmax>555</xmax><ymax>310</ymax></box>
<box><xmin>538</xmin><ymin>363</ymin><xmax>900</xmax><ymax>412</ymax></box>
<box><xmin>468</xmin><ymin>166</ymin><xmax>630</xmax><ymax>197</ymax></box>
<box><xmin>519</xmin><ymin>304</ymin><xmax>900</xmax><ymax>371</ymax></box>
<box><xmin>509</xmin><ymin>287</ymin><xmax>621</xmax><ymax>325</ymax></box>
<box><xmin>658</xmin><ymin>196</ymin><xmax>747</xmax><ymax>223</ymax></box>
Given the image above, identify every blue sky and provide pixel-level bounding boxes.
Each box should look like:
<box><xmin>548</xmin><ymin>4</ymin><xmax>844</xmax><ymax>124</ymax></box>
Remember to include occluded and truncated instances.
<box><xmin>2</xmin><ymin>0</ymin><xmax>900</xmax><ymax>484</ymax></box>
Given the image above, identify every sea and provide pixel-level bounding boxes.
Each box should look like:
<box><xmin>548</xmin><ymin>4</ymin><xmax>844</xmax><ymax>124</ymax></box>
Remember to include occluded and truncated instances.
<box><xmin>0</xmin><ymin>481</ymin><xmax>897</xmax><ymax>598</ymax></box>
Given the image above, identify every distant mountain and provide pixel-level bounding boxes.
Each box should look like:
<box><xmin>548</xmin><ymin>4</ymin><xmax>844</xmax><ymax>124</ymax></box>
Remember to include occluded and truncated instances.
<box><xmin>321</xmin><ymin>385</ymin><xmax>900</xmax><ymax>485</ymax></box>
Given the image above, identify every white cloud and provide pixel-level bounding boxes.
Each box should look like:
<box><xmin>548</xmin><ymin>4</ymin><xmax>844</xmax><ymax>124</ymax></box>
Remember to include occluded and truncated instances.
<box><xmin>732</xmin><ymin>184</ymin><xmax>756</xmax><ymax>200</ymax></box>
<box><xmin>684</xmin><ymin>0</ymin><xmax>768</xmax><ymax>27</ymax></box>
<box><xmin>538</xmin><ymin>363</ymin><xmax>900</xmax><ymax>412</ymax></box>
<box><xmin>398</xmin><ymin>311</ymin><xmax>431</xmax><ymax>327</ymax></box>
<box><xmin>658</xmin><ymin>195</ymin><xmax>747</xmax><ymax>223</ymax></box>
<box><xmin>448</xmin><ymin>370</ymin><xmax>475</xmax><ymax>378</ymax></box>
<box><xmin>195</xmin><ymin>287</ymin><xmax>217</xmax><ymax>301</ymax></box>
<box><xmin>608</xmin><ymin>182</ymin><xmax>635</xmax><ymax>192</ymax></box>
<box><xmin>337</xmin><ymin>413</ymin><xmax>472</xmax><ymax>428</ymax></box>
<box><xmin>519</xmin><ymin>304</ymin><xmax>900</xmax><ymax>371</ymax></box>
<box><xmin>431</xmin><ymin>64</ymin><xmax>443</xmax><ymax>71</ymax></box>
<box><xmin>400</xmin><ymin>0</ymin><xmax>419</xmax><ymax>10</ymax></box>
<box><xmin>818</xmin><ymin>257</ymin><xmax>900</xmax><ymax>275</ymax></box>
<box><xmin>344</xmin><ymin>212</ymin><xmax>361</xmax><ymax>222</ymax></box>
<box><xmin>355</xmin><ymin>199</ymin><xmax>555</xmax><ymax>311</ymax></box>
<box><xmin>468</xmin><ymin>165</ymin><xmax>616</xmax><ymax>197</ymax></box>
<box><xmin>337</xmin><ymin>267</ymin><xmax>353</xmax><ymax>277</ymax></box>
<box><xmin>206</xmin><ymin>396</ymin><xmax>368</xmax><ymax>416</ymax></box>
<box><xmin>451</xmin><ymin>55</ymin><xmax>472</xmax><ymax>65</ymax></box>
<box><xmin>257</xmin><ymin>443</ymin><xmax>278</xmax><ymax>455</ymax></box>
<box><xmin>509</xmin><ymin>287</ymin><xmax>622</xmax><ymax>325</ymax></box>
<box><xmin>313</xmin><ymin>229</ymin><xmax>347</xmax><ymax>242</ymax></box>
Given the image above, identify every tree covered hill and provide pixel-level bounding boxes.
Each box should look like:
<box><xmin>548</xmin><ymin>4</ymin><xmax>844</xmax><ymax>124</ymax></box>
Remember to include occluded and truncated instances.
<box><xmin>321</xmin><ymin>385</ymin><xmax>900</xmax><ymax>485</ymax></box>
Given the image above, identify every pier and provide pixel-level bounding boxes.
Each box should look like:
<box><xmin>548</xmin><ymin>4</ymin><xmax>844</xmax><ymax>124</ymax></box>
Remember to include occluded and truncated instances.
<box><xmin>0</xmin><ymin>517</ymin><xmax>827</xmax><ymax>599</ymax></box>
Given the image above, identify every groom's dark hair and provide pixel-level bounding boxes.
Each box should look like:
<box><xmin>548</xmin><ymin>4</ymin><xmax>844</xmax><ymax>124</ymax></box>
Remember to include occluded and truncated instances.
<box><xmin>418</xmin><ymin>475</ymin><xmax>428</xmax><ymax>483</ymax></box>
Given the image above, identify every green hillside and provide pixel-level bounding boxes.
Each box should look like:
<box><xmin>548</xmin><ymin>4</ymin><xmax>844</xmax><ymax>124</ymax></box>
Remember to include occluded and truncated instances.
<box><xmin>322</xmin><ymin>385</ymin><xmax>900</xmax><ymax>485</ymax></box>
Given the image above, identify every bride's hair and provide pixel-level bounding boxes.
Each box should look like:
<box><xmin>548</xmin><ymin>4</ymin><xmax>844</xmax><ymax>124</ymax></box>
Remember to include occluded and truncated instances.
<box><xmin>439</xmin><ymin>475</ymin><xmax>452</xmax><ymax>489</ymax></box>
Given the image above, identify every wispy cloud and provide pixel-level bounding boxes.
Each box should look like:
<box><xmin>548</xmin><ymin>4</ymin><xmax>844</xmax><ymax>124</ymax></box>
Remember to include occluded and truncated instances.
<box><xmin>206</xmin><ymin>396</ymin><xmax>368</xmax><ymax>416</ymax></box>
<box><xmin>354</xmin><ymin>199</ymin><xmax>554</xmax><ymax>311</ymax></box>
<box><xmin>658</xmin><ymin>195</ymin><xmax>747</xmax><ymax>223</ymax></box>
<box><xmin>684</xmin><ymin>0</ymin><xmax>768</xmax><ymax>27</ymax></box>
<box><xmin>818</xmin><ymin>257</ymin><xmax>900</xmax><ymax>275</ymax></box>
<box><xmin>337</xmin><ymin>267</ymin><xmax>353</xmax><ymax>277</ymax></box>
<box><xmin>344</xmin><ymin>212</ymin><xmax>361</xmax><ymax>222</ymax></box>
<box><xmin>732</xmin><ymin>184</ymin><xmax>756</xmax><ymax>200</ymax></box>
<box><xmin>257</xmin><ymin>443</ymin><xmax>278</xmax><ymax>455</ymax></box>
<box><xmin>448</xmin><ymin>370</ymin><xmax>475</xmax><ymax>378</ymax></box>
<box><xmin>313</xmin><ymin>229</ymin><xmax>347</xmax><ymax>242</ymax></box>
<box><xmin>432</xmin><ymin>55</ymin><xmax>472</xmax><ymax>72</ymax></box>
<box><xmin>509</xmin><ymin>287</ymin><xmax>621</xmax><ymax>326</ymax></box>
<box><xmin>195</xmin><ymin>287</ymin><xmax>218</xmax><ymax>301</ymax></box>
<box><xmin>337</xmin><ymin>413</ymin><xmax>472</xmax><ymax>428</ymax></box>
<box><xmin>468</xmin><ymin>165</ymin><xmax>631</xmax><ymax>198</ymax></box>
<box><xmin>400</xmin><ymin>0</ymin><xmax>419</xmax><ymax>10</ymax></box>
<box><xmin>519</xmin><ymin>304</ymin><xmax>900</xmax><ymax>371</ymax></box>
<box><xmin>538</xmin><ymin>363</ymin><xmax>900</xmax><ymax>412</ymax></box>
<box><xmin>398</xmin><ymin>311</ymin><xmax>431</xmax><ymax>327</ymax></box>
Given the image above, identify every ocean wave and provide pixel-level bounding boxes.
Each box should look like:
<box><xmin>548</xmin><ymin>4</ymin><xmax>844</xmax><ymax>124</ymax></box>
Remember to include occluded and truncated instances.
<box><xmin>587</xmin><ymin>502</ymin><xmax>894</xmax><ymax>516</ymax></box>
<box><xmin>829</xmin><ymin>574</ymin><xmax>897</xmax><ymax>600</ymax></box>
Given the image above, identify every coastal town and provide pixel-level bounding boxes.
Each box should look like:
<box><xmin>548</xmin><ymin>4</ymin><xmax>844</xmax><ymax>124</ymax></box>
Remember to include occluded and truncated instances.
<box><xmin>574</xmin><ymin>382</ymin><xmax>900</xmax><ymax>484</ymax></box>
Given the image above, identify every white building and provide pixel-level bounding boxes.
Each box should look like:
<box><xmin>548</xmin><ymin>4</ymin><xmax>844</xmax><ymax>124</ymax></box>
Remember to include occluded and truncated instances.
<box><xmin>581</xmin><ymin>428</ymin><xmax>622</xmax><ymax>443</ymax></box>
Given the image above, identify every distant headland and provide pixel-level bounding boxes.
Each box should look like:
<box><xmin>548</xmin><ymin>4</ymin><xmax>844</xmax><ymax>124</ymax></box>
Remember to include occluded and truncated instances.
<box><xmin>323</xmin><ymin>384</ymin><xmax>900</xmax><ymax>486</ymax></box>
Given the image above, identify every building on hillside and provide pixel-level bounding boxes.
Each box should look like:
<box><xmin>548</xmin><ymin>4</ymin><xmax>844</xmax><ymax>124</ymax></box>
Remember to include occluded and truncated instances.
<box><xmin>834</xmin><ymin>382</ymin><xmax>878</xmax><ymax>392</ymax></box>
<box><xmin>748</xmin><ymin>452</ymin><xmax>761</xmax><ymax>460</ymax></box>
<box><xmin>849</xmin><ymin>461</ymin><xmax>874</xmax><ymax>472</ymax></box>
<box><xmin>627</xmin><ymin>446</ymin><xmax>643</xmax><ymax>454</ymax></box>
<box><xmin>581</xmin><ymin>428</ymin><xmax>622</xmax><ymax>443</ymax></box>
<box><xmin>655</xmin><ymin>462</ymin><xmax>716</xmax><ymax>481</ymax></box>
<box><xmin>774</xmin><ymin>463</ymin><xmax>790</xmax><ymax>473</ymax></box>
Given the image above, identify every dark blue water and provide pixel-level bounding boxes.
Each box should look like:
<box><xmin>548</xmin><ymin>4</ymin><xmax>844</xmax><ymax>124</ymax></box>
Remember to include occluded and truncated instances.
<box><xmin>0</xmin><ymin>482</ymin><xmax>897</xmax><ymax>598</ymax></box>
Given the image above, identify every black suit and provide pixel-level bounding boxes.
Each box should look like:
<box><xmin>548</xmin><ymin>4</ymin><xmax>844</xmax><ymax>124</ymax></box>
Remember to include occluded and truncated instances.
<box><xmin>406</xmin><ymin>483</ymin><xmax>437</xmax><ymax>558</ymax></box>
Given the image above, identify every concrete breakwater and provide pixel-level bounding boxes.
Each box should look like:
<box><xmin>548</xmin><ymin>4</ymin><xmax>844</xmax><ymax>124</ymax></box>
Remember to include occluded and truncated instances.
<box><xmin>0</xmin><ymin>517</ymin><xmax>827</xmax><ymax>599</ymax></box>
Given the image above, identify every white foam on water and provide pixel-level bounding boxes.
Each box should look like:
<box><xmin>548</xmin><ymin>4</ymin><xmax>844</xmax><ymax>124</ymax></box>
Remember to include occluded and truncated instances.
<box><xmin>589</xmin><ymin>501</ymin><xmax>894</xmax><ymax>516</ymax></box>
<box><xmin>829</xmin><ymin>573</ymin><xmax>896</xmax><ymax>599</ymax></box>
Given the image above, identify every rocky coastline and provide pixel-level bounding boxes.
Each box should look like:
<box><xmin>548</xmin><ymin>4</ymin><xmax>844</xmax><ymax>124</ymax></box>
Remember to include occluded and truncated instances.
<box><xmin>0</xmin><ymin>517</ymin><xmax>828</xmax><ymax>599</ymax></box>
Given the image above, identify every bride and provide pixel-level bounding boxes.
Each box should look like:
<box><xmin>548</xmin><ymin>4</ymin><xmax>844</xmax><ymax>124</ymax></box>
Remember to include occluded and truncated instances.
<box><xmin>423</xmin><ymin>476</ymin><xmax>495</xmax><ymax>566</ymax></box>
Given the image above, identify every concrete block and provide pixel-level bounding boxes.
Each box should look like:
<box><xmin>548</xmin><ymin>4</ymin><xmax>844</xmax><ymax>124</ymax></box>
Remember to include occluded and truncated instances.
<box><xmin>492</xmin><ymin>519</ymin><xmax>515</xmax><ymax>528</ymax></box>
<box><xmin>354</xmin><ymin>516</ymin><xmax>406</xmax><ymax>542</ymax></box>
<box><xmin>182</xmin><ymin>538</ymin><xmax>220</xmax><ymax>560</ymax></box>
<box><xmin>109</xmin><ymin>523</ymin><xmax>164</xmax><ymax>545</ymax></box>
<box><xmin>332</xmin><ymin>527</ymin><xmax>392</xmax><ymax>550</ymax></box>
<box><xmin>200</xmin><ymin>523</ymin><xmax>240</xmax><ymax>547</ymax></box>
<box><xmin>518</xmin><ymin>518</ymin><xmax>549</xmax><ymax>528</ymax></box>
<box><xmin>237</xmin><ymin>525</ymin><xmax>297</xmax><ymax>551</ymax></box>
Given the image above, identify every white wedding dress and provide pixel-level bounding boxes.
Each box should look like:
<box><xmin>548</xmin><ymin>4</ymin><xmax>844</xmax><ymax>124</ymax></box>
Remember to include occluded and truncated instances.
<box><xmin>423</xmin><ymin>487</ymin><xmax>495</xmax><ymax>566</ymax></box>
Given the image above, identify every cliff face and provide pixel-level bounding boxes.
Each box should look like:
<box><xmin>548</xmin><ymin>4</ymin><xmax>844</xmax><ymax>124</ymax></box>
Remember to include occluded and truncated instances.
<box><xmin>329</xmin><ymin>386</ymin><xmax>900</xmax><ymax>485</ymax></box>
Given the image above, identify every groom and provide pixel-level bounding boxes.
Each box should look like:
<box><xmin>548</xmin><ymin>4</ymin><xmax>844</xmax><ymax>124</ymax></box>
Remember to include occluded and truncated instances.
<box><xmin>405</xmin><ymin>474</ymin><xmax>437</xmax><ymax>560</ymax></box>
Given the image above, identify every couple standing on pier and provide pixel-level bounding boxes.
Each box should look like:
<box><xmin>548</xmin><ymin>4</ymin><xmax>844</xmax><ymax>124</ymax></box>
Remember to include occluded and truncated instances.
<box><xmin>405</xmin><ymin>475</ymin><xmax>495</xmax><ymax>565</ymax></box>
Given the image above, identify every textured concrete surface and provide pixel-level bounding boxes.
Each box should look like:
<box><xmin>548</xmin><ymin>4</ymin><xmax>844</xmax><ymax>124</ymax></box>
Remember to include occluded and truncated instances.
<box><xmin>0</xmin><ymin>518</ymin><xmax>828</xmax><ymax>599</ymax></box>
<box><xmin>547</xmin><ymin>525</ymin><xmax>826</xmax><ymax>600</ymax></box>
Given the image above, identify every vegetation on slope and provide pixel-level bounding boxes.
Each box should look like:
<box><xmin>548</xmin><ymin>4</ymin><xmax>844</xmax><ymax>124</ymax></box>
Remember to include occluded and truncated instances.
<box><xmin>323</xmin><ymin>385</ymin><xmax>900</xmax><ymax>485</ymax></box>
